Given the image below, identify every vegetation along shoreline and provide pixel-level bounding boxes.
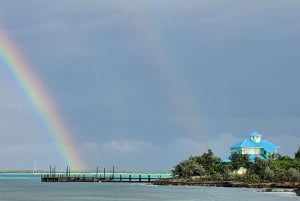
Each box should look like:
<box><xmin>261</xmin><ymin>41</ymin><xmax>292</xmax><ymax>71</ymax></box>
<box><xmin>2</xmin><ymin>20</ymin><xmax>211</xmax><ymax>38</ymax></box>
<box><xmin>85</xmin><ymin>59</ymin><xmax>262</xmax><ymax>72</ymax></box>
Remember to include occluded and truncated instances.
<box><xmin>151</xmin><ymin>179</ymin><xmax>300</xmax><ymax>189</ymax></box>
<box><xmin>151</xmin><ymin>144</ymin><xmax>300</xmax><ymax>195</ymax></box>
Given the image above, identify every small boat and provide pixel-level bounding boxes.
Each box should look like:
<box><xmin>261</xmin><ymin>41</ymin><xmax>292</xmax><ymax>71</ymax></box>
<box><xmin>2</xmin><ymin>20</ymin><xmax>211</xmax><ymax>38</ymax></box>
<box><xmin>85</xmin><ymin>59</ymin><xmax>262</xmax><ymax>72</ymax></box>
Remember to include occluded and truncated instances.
<box><xmin>33</xmin><ymin>161</ymin><xmax>39</xmax><ymax>175</ymax></box>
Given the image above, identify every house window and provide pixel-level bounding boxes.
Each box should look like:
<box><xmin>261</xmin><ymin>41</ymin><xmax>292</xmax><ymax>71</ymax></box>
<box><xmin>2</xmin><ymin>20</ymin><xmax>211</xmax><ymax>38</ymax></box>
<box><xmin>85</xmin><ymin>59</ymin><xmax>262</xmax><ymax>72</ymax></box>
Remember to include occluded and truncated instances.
<box><xmin>255</xmin><ymin>148</ymin><xmax>262</xmax><ymax>154</ymax></box>
<box><xmin>242</xmin><ymin>148</ymin><xmax>262</xmax><ymax>155</ymax></box>
<box><xmin>242</xmin><ymin>148</ymin><xmax>252</xmax><ymax>154</ymax></box>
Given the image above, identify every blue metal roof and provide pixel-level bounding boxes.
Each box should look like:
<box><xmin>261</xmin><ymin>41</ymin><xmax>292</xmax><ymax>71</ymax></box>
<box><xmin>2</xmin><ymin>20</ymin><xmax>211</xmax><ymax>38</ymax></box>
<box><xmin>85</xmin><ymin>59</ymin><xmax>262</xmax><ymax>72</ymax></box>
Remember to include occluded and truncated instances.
<box><xmin>222</xmin><ymin>158</ymin><xmax>231</xmax><ymax>163</ymax></box>
<box><xmin>249</xmin><ymin>131</ymin><xmax>262</xmax><ymax>137</ymax></box>
<box><xmin>230</xmin><ymin>138</ymin><xmax>279</xmax><ymax>153</ymax></box>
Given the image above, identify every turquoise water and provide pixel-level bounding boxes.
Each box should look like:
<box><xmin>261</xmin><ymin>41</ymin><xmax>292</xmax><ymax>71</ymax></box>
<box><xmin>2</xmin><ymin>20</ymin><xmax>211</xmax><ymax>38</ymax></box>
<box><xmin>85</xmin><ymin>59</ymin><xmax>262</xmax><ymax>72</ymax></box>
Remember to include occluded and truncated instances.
<box><xmin>0</xmin><ymin>173</ymin><xmax>298</xmax><ymax>201</ymax></box>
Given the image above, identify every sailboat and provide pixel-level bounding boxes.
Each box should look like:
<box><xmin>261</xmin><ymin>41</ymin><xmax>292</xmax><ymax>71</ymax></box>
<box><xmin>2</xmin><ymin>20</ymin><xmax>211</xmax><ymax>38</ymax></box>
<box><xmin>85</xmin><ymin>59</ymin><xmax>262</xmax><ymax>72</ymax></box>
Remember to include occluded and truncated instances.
<box><xmin>33</xmin><ymin>160</ymin><xmax>39</xmax><ymax>175</ymax></box>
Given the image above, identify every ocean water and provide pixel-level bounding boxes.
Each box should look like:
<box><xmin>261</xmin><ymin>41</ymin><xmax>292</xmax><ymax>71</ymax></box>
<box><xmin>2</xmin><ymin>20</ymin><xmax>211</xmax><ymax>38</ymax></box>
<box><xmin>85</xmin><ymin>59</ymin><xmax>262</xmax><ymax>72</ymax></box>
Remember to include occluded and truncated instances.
<box><xmin>0</xmin><ymin>173</ymin><xmax>298</xmax><ymax>201</ymax></box>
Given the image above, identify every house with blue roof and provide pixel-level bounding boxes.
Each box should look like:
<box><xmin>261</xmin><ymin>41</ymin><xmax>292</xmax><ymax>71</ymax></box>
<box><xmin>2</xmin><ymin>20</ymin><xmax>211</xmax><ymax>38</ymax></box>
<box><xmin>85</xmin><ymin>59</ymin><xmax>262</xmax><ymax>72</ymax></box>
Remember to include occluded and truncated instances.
<box><xmin>223</xmin><ymin>131</ymin><xmax>280</xmax><ymax>162</ymax></box>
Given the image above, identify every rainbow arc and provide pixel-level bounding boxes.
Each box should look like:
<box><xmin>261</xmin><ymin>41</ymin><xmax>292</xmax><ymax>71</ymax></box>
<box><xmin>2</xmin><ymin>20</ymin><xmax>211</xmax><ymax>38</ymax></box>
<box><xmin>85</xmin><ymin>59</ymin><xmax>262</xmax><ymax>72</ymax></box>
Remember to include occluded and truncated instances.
<box><xmin>0</xmin><ymin>27</ymin><xmax>85</xmax><ymax>170</ymax></box>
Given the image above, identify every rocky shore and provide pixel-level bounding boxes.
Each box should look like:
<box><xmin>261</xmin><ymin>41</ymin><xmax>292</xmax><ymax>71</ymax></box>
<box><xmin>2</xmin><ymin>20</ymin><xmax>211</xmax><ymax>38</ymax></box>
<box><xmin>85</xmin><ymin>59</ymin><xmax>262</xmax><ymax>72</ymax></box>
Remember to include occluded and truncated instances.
<box><xmin>151</xmin><ymin>179</ymin><xmax>300</xmax><ymax>188</ymax></box>
<box><xmin>295</xmin><ymin>188</ymin><xmax>300</xmax><ymax>196</ymax></box>
<box><xmin>151</xmin><ymin>179</ymin><xmax>300</xmax><ymax>194</ymax></box>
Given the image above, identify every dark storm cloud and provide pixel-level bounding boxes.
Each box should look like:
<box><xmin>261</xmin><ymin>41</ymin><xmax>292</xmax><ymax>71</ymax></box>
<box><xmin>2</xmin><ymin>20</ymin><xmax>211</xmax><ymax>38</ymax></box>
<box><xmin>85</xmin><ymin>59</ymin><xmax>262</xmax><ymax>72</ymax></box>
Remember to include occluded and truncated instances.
<box><xmin>0</xmin><ymin>0</ymin><xmax>299</xmax><ymax>169</ymax></box>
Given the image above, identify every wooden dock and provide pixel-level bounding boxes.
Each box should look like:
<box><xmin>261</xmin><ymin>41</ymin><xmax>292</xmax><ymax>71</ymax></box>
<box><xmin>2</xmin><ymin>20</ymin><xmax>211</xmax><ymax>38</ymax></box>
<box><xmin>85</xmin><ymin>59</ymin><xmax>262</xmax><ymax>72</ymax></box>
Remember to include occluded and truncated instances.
<box><xmin>41</xmin><ymin>174</ymin><xmax>162</xmax><ymax>183</ymax></box>
<box><xmin>41</xmin><ymin>166</ymin><xmax>167</xmax><ymax>183</ymax></box>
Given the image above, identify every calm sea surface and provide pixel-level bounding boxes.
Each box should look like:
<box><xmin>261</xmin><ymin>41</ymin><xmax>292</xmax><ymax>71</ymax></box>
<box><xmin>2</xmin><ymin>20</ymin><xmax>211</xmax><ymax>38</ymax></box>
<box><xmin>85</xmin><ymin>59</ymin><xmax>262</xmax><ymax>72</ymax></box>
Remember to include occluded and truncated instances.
<box><xmin>0</xmin><ymin>173</ymin><xmax>298</xmax><ymax>201</ymax></box>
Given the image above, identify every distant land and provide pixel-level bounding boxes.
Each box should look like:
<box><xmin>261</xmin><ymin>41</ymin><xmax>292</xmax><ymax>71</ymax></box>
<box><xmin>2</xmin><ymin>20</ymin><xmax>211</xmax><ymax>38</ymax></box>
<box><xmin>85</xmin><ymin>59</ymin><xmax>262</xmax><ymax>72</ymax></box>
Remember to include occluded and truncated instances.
<box><xmin>0</xmin><ymin>169</ymin><xmax>172</xmax><ymax>174</ymax></box>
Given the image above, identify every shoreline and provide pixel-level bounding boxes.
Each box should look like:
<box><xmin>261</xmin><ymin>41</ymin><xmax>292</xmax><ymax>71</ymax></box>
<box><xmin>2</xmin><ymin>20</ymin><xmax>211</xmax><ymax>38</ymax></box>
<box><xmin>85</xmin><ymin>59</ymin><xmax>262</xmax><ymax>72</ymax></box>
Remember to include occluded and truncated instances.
<box><xmin>151</xmin><ymin>179</ymin><xmax>300</xmax><ymax>196</ymax></box>
<box><xmin>151</xmin><ymin>179</ymin><xmax>300</xmax><ymax>189</ymax></box>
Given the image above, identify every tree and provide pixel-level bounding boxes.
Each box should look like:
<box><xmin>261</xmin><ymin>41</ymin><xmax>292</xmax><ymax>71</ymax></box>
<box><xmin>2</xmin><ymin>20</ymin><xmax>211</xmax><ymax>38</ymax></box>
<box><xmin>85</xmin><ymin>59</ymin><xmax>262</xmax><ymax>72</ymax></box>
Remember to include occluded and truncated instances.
<box><xmin>172</xmin><ymin>148</ymin><xmax>300</xmax><ymax>182</ymax></box>
<box><xmin>199</xmin><ymin>149</ymin><xmax>221</xmax><ymax>175</ymax></box>
<box><xmin>172</xmin><ymin>150</ymin><xmax>222</xmax><ymax>179</ymax></box>
<box><xmin>172</xmin><ymin>157</ymin><xmax>206</xmax><ymax>178</ymax></box>
<box><xmin>230</xmin><ymin>152</ymin><xmax>250</xmax><ymax>171</ymax></box>
<box><xmin>264</xmin><ymin>166</ymin><xmax>275</xmax><ymax>181</ymax></box>
<box><xmin>295</xmin><ymin>146</ymin><xmax>300</xmax><ymax>160</ymax></box>
<box><xmin>193</xmin><ymin>163</ymin><xmax>206</xmax><ymax>177</ymax></box>
<box><xmin>172</xmin><ymin>159</ymin><xmax>194</xmax><ymax>178</ymax></box>
<box><xmin>248</xmin><ymin>158</ymin><xmax>269</xmax><ymax>180</ymax></box>
<box><xmin>285</xmin><ymin>168</ymin><xmax>300</xmax><ymax>182</ymax></box>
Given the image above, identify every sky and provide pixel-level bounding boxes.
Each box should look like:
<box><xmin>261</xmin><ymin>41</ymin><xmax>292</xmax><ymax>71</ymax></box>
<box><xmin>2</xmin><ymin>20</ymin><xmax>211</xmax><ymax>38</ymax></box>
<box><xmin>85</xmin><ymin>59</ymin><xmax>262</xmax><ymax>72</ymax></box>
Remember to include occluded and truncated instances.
<box><xmin>0</xmin><ymin>0</ymin><xmax>300</xmax><ymax>171</ymax></box>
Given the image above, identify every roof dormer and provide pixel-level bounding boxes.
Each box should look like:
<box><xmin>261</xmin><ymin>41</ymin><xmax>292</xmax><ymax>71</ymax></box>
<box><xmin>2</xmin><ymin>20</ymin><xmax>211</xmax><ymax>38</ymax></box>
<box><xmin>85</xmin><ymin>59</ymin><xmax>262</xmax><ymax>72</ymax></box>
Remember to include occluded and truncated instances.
<box><xmin>249</xmin><ymin>131</ymin><xmax>262</xmax><ymax>143</ymax></box>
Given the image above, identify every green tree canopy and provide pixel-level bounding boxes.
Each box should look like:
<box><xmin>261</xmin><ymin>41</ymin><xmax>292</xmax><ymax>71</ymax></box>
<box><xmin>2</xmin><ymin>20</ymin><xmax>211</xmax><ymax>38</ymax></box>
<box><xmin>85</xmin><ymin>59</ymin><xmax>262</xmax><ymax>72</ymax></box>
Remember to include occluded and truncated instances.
<box><xmin>295</xmin><ymin>146</ymin><xmax>300</xmax><ymax>160</ymax></box>
<box><xmin>230</xmin><ymin>152</ymin><xmax>250</xmax><ymax>171</ymax></box>
<box><xmin>172</xmin><ymin>148</ymin><xmax>300</xmax><ymax>182</ymax></box>
<box><xmin>172</xmin><ymin>149</ymin><xmax>221</xmax><ymax>178</ymax></box>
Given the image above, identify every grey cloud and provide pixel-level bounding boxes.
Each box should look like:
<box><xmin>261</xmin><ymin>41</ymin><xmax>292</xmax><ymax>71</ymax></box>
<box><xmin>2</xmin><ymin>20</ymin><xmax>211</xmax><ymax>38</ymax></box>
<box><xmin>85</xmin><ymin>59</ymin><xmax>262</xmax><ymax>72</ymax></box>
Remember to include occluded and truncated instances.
<box><xmin>0</xmin><ymin>0</ymin><xmax>299</xmax><ymax>170</ymax></box>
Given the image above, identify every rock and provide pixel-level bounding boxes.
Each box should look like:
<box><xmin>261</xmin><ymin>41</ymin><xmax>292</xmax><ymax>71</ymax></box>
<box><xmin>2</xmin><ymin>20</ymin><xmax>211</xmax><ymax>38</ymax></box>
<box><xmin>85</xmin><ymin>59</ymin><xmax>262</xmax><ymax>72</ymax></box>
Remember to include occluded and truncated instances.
<box><xmin>262</xmin><ymin>188</ymin><xmax>273</xmax><ymax>192</ymax></box>
<box><xmin>295</xmin><ymin>188</ymin><xmax>300</xmax><ymax>196</ymax></box>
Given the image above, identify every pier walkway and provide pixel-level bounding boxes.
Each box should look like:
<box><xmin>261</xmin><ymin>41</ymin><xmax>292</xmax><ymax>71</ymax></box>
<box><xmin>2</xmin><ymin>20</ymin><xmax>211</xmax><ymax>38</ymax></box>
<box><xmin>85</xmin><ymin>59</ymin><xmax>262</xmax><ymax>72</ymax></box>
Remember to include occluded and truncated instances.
<box><xmin>41</xmin><ymin>174</ymin><xmax>163</xmax><ymax>183</ymax></box>
<box><xmin>41</xmin><ymin>166</ymin><xmax>171</xmax><ymax>183</ymax></box>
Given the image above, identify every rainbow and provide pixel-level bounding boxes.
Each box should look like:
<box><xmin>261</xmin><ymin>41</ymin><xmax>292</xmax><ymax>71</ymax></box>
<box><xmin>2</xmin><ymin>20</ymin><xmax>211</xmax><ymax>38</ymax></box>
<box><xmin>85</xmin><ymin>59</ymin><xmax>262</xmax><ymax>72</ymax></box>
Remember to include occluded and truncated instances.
<box><xmin>0</xmin><ymin>27</ymin><xmax>85</xmax><ymax>170</ymax></box>
<box><xmin>118</xmin><ymin>4</ymin><xmax>202</xmax><ymax>136</ymax></box>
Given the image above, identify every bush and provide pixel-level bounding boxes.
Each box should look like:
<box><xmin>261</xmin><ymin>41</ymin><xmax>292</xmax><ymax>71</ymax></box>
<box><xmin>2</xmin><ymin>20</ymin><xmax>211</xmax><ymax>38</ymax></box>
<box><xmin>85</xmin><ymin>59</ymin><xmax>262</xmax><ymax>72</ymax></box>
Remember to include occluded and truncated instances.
<box><xmin>247</xmin><ymin>174</ymin><xmax>260</xmax><ymax>183</ymax></box>
<box><xmin>264</xmin><ymin>167</ymin><xmax>275</xmax><ymax>181</ymax></box>
<box><xmin>285</xmin><ymin>168</ymin><xmax>300</xmax><ymax>182</ymax></box>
